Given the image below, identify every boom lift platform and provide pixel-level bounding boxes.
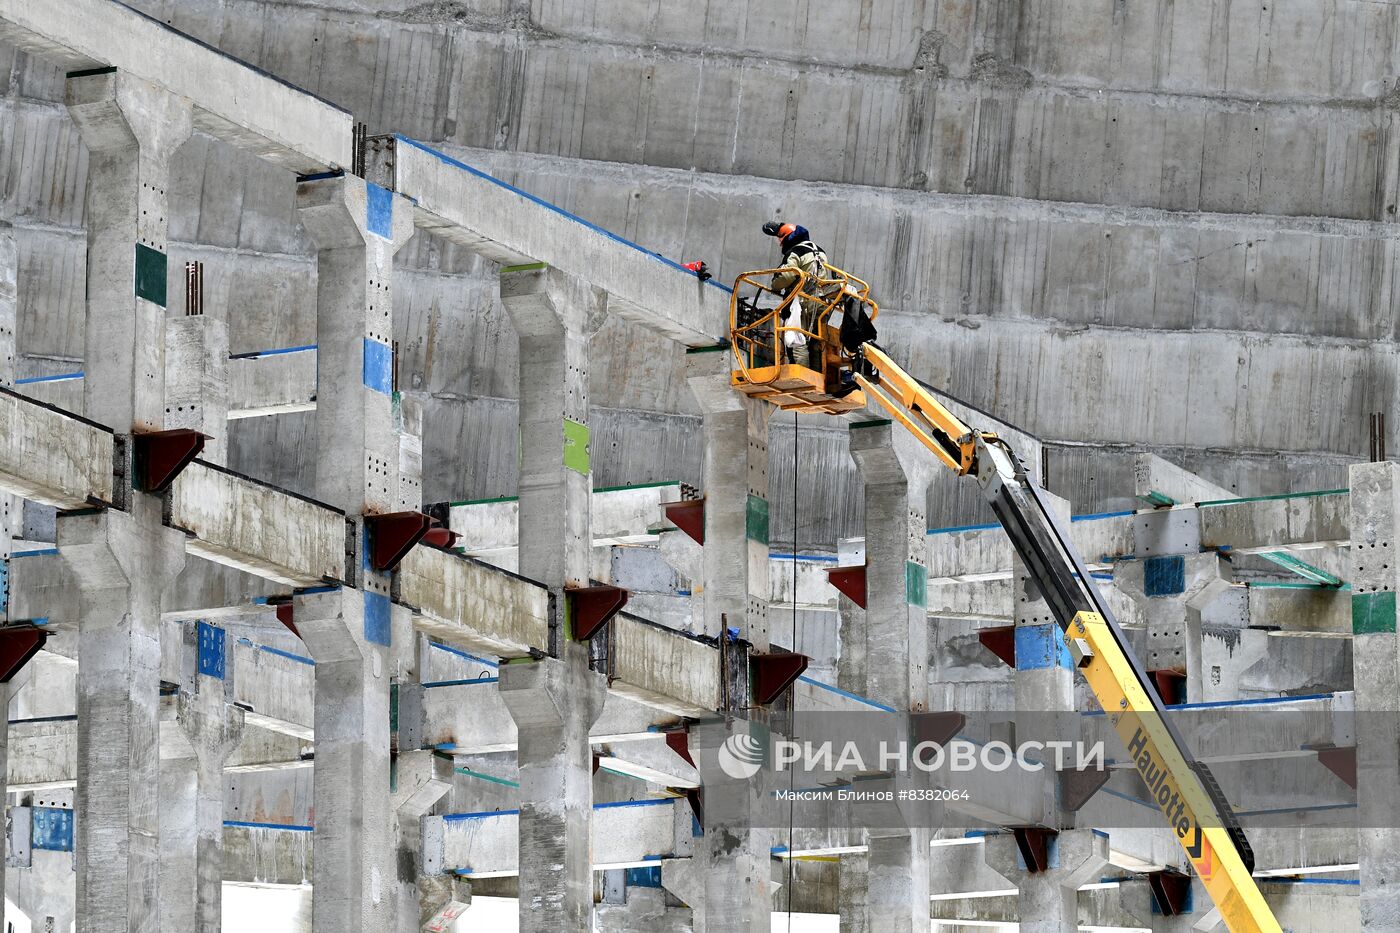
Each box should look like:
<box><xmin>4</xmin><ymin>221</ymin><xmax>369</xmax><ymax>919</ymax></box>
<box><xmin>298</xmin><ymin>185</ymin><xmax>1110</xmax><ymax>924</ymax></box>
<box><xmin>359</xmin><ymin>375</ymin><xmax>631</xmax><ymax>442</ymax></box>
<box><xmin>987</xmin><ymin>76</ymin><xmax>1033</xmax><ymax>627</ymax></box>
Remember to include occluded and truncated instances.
<box><xmin>727</xmin><ymin>267</ymin><xmax>1282</xmax><ymax>933</ymax></box>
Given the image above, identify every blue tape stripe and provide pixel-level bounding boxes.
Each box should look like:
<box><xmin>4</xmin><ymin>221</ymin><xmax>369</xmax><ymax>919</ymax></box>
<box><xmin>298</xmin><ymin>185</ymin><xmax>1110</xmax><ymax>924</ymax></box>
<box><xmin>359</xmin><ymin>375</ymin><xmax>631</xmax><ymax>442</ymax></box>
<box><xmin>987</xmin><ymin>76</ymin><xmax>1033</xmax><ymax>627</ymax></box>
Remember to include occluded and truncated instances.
<box><xmin>429</xmin><ymin>641</ymin><xmax>500</xmax><ymax>669</ymax></box>
<box><xmin>237</xmin><ymin>638</ymin><xmax>315</xmax><ymax>666</ymax></box>
<box><xmin>12</xmin><ymin>548</ymin><xmax>58</xmax><ymax>558</ymax></box>
<box><xmin>229</xmin><ymin>344</ymin><xmax>317</xmax><ymax>360</ymax></box>
<box><xmin>796</xmin><ymin>675</ymin><xmax>897</xmax><ymax>712</ymax></box>
<box><xmin>395</xmin><ymin>136</ymin><xmax>733</xmax><ymax>294</ymax></box>
<box><xmin>423</xmin><ymin>677</ymin><xmax>499</xmax><ymax>688</ymax></box>
<box><xmin>769</xmin><ymin>552</ymin><xmax>839</xmax><ymax>563</ymax></box>
<box><xmin>224</xmin><ymin>820</ymin><xmax>314</xmax><ymax>832</ymax></box>
<box><xmin>927</xmin><ymin>522</ymin><xmax>1000</xmax><ymax>536</ymax></box>
<box><xmin>14</xmin><ymin>371</ymin><xmax>83</xmax><ymax>385</ymax></box>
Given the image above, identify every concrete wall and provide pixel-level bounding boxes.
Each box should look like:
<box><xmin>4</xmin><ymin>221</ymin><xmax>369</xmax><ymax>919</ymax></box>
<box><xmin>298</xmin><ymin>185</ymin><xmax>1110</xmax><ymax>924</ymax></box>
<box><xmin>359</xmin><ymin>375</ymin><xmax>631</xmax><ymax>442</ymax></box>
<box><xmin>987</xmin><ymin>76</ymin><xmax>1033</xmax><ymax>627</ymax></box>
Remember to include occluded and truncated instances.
<box><xmin>3</xmin><ymin>0</ymin><xmax>1389</xmax><ymax>541</ymax></box>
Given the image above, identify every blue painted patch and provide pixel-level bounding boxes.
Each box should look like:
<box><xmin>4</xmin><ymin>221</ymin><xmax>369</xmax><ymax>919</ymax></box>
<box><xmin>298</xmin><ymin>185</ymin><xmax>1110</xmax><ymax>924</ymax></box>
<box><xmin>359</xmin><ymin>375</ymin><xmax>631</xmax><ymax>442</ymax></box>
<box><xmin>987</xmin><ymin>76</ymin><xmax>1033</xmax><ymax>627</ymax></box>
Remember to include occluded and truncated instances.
<box><xmin>197</xmin><ymin>621</ymin><xmax>226</xmax><ymax>680</ymax></box>
<box><xmin>1014</xmin><ymin>624</ymin><xmax>1072</xmax><ymax>671</ymax></box>
<box><xmin>364</xmin><ymin>591</ymin><xmax>391</xmax><ymax>647</ymax></box>
<box><xmin>625</xmin><ymin>865</ymin><xmax>663</xmax><ymax>888</ymax></box>
<box><xmin>362</xmin><ymin>338</ymin><xmax>393</xmax><ymax>395</ymax></box>
<box><xmin>0</xmin><ymin>558</ymin><xmax>8</xmax><ymax>620</ymax></box>
<box><xmin>366</xmin><ymin>182</ymin><xmax>394</xmax><ymax>239</ymax></box>
<box><xmin>32</xmin><ymin>807</ymin><xmax>74</xmax><ymax>851</ymax></box>
<box><xmin>1144</xmin><ymin>555</ymin><xmax>1186</xmax><ymax>597</ymax></box>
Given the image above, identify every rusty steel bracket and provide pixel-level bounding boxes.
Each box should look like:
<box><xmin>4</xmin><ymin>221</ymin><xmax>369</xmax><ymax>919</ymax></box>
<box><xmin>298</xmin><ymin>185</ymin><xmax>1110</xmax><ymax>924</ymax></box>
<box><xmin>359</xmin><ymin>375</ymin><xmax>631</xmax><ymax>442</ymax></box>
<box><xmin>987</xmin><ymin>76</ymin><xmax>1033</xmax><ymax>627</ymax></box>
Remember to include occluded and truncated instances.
<box><xmin>365</xmin><ymin>511</ymin><xmax>434</xmax><ymax>572</ymax></box>
<box><xmin>0</xmin><ymin>624</ymin><xmax>47</xmax><ymax>683</ymax></box>
<box><xmin>911</xmin><ymin>711</ymin><xmax>966</xmax><ymax>748</ymax></box>
<box><xmin>1058</xmin><ymin>766</ymin><xmax>1112</xmax><ymax>812</ymax></box>
<box><xmin>1148</xmin><ymin>870</ymin><xmax>1192</xmax><ymax>916</ymax></box>
<box><xmin>978</xmin><ymin>625</ymin><xmax>1015</xmax><ymax>668</ymax></box>
<box><xmin>1012</xmin><ymin>827</ymin><xmax>1056</xmax><ymax>874</ymax></box>
<box><xmin>566</xmin><ymin>584</ymin><xmax>629</xmax><ymax>642</ymax></box>
<box><xmin>750</xmin><ymin>650</ymin><xmax>808</xmax><ymax>705</ymax></box>
<box><xmin>664</xmin><ymin>729</ymin><xmax>695</xmax><ymax>767</ymax></box>
<box><xmin>271</xmin><ymin>600</ymin><xmax>300</xmax><ymax>640</ymax></box>
<box><xmin>133</xmin><ymin>428</ymin><xmax>207</xmax><ymax>493</ymax></box>
<box><xmin>1149</xmin><ymin>669</ymin><xmax>1186</xmax><ymax>706</ymax></box>
<box><xmin>1316</xmin><ymin>746</ymin><xmax>1357</xmax><ymax>789</ymax></box>
<box><xmin>826</xmin><ymin>564</ymin><xmax>867</xmax><ymax>608</ymax></box>
<box><xmin>663</xmin><ymin>499</ymin><xmax>705</xmax><ymax>545</ymax></box>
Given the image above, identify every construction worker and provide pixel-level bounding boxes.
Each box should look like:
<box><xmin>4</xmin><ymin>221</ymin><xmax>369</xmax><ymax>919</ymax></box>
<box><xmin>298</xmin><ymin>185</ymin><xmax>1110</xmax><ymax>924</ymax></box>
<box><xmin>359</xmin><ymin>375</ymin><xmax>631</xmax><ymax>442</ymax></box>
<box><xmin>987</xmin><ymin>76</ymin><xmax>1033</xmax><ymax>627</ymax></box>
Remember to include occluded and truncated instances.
<box><xmin>762</xmin><ymin>221</ymin><xmax>828</xmax><ymax>368</ymax></box>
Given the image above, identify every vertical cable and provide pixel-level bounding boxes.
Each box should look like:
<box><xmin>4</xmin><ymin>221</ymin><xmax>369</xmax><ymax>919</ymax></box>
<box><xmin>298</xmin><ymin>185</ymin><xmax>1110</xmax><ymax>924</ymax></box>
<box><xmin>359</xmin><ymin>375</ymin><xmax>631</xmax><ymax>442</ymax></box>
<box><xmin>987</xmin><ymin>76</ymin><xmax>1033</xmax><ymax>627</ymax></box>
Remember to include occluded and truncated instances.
<box><xmin>785</xmin><ymin>410</ymin><xmax>798</xmax><ymax>929</ymax></box>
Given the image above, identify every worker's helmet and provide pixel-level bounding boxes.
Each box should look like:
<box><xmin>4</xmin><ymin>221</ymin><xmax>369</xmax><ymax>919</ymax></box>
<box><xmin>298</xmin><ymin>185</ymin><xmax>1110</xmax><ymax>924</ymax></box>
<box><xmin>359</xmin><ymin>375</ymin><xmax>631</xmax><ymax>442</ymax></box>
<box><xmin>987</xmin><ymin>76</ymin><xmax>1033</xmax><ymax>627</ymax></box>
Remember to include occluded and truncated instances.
<box><xmin>777</xmin><ymin>223</ymin><xmax>797</xmax><ymax>240</ymax></box>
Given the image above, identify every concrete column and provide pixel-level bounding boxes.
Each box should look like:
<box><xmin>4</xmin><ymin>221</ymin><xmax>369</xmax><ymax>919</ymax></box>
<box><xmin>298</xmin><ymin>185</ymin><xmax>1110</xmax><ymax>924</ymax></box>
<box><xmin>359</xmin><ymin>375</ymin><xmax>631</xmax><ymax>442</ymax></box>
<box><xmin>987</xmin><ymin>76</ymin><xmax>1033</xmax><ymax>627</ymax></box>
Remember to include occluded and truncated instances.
<box><xmin>391</xmin><ymin>750</ymin><xmax>454</xmax><ymax>933</ymax></box>
<box><xmin>60</xmin><ymin>508</ymin><xmax>187</xmax><ymax>933</ymax></box>
<box><xmin>685</xmin><ymin>348</ymin><xmax>771</xmax><ymax>648</ymax></box>
<box><xmin>1348</xmin><ymin>461</ymin><xmax>1400</xmax><ymax>929</ymax></box>
<box><xmin>499</xmin><ymin>263</ymin><xmax>606</xmax><ymax>589</ymax></box>
<box><xmin>296</xmin><ymin>172</ymin><xmax>413</xmax><ymax>517</ymax></box>
<box><xmin>499</xmin><ymin>659</ymin><xmax>606</xmax><ymax>931</ymax></box>
<box><xmin>176</xmin><ymin>653</ymin><xmax>245</xmax><ymax>933</ymax></box>
<box><xmin>837</xmin><ymin>850</ymin><xmax>870</xmax><ymax>933</ymax></box>
<box><xmin>295</xmin><ymin>172</ymin><xmax>412</xmax><ymax>933</ymax></box>
<box><xmin>497</xmin><ymin>264</ymin><xmax>609</xmax><ymax>932</ymax></box>
<box><xmin>834</xmin><ymin>541</ymin><xmax>870</xmax><ymax>933</ymax></box>
<box><xmin>688</xmin><ymin>718</ymin><xmax>775</xmax><ymax>933</ymax></box>
<box><xmin>984</xmin><ymin>830</ymin><xmax>1108</xmax><ymax>933</ymax></box>
<box><xmin>847</xmin><ymin>420</ymin><xmax>934</xmax><ymax>933</ymax></box>
<box><xmin>295</xmin><ymin>587</ymin><xmax>396</xmax><ymax>933</ymax></box>
<box><xmin>65</xmin><ymin>69</ymin><xmax>191</xmax><ymax>432</ymax></box>
<box><xmin>165</xmin><ymin>316</ymin><xmax>230</xmax><ymax>464</ymax></box>
<box><xmin>847</xmin><ymin>419</ymin><xmax>932</xmax><ymax>712</ymax></box>
<box><xmin>1112</xmin><ymin>554</ymin><xmax>1231</xmax><ymax>705</ymax></box>
<box><xmin>1012</xmin><ymin>490</ymin><xmax>1074</xmax><ymax>712</ymax></box>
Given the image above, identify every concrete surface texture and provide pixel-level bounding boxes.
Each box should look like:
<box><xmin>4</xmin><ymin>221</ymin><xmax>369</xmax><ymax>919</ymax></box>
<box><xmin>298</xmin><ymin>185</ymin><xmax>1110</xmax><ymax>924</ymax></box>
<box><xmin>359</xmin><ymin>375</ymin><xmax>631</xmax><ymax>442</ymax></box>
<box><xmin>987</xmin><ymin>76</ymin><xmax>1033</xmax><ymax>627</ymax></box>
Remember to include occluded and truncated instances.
<box><xmin>0</xmin><ymin>1</ymin><xmax>1391</xmax><ymax>931</ymax></box>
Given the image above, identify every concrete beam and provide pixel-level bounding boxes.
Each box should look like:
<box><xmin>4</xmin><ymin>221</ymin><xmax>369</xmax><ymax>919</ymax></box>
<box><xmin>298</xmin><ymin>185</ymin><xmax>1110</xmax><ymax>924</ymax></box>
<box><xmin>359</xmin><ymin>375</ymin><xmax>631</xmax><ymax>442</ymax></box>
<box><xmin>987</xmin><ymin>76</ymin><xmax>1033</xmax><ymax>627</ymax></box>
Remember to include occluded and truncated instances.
<box><xmin>167</xmin><ymin>461</ymin><xmax>349</xmax><ymax>587</ymax></box>
<box><xmin>419</xmin><ymin>680</ymin><xmax>680</xmax><ymax>756</ymax></box>
<box><xmin>449</xmin><ymin>482</ymin><xmax>682</xmax><ymax>557</ymax></box>
<box><xmin>375</xmin><ymin>136</ymin><xmax>728</xmax><ymax>346</ymax></box>
<box><xmin>0</xmin><ymin>388</ymin><xmax>114</xmax><ymax>508</ymax></box>
<box><xmin>607</xmin><ymin>613</ymin><xmax>721</xmax><ymax>717</ymax></box>
<box><xmin>395</xmin><ymin>546</ymin><xmax>550</xmax><ymax>659</ymax></box>
<box><xmin>0</xmin><ymin>0</ymin><xmax>349</xmax><ymax>173</ymax></box>
<box><xmin>427</xmin><ymin>798</ymin><xmax>691</xmax><ymax>879</ymax></box>
<box><xmin>227</xmin><ymin>347</ymin><xmax>317</xmax><ymax>420</ymax></box>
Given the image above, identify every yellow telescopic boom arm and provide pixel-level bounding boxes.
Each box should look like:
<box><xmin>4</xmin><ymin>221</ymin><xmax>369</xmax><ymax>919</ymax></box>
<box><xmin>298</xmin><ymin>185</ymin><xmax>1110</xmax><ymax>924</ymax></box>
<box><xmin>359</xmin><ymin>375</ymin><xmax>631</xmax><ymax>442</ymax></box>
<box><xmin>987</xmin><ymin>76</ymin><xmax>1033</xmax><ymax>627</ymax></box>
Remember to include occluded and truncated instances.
<box><xmin>852</xmin><ymin>344</ymin><xmax>1282</xmax><ymax>933</ymax></box>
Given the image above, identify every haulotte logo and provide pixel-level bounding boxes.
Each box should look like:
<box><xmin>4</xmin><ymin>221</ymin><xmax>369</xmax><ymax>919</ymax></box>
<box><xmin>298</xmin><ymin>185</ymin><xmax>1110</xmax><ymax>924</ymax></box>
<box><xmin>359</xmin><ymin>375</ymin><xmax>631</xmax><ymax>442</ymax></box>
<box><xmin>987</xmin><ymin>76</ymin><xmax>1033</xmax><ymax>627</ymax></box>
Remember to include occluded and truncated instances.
<box><xmin>717</xmin><ymin>731</ymin><xmax>768</xmax><ymax>779</ymax></box>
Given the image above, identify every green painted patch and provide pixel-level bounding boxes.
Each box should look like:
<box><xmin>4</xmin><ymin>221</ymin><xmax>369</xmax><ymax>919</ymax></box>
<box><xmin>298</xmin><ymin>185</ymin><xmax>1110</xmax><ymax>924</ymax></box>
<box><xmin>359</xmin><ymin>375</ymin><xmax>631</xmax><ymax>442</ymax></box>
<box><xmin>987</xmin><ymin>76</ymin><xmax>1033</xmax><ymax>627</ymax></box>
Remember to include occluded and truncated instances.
<box><xmin>1197</xmin><ymin>488</ymin><xmax>1348</xmax><ymax>508</ymax></box>
<box><xmin>745</xmin><ymin>494</ymin><xmax>769</xmax><ymax>544</ymax></box>
<box><xmin>1259</xmin><ymin>550</ymin><xmax>1344</xmax><ymax>586</ymax></box>
<box><xmin>1353</xmin><ymin>591</ymin><xmax>1397</xmax><ymax>635</ymax></box>
<box><xmin>1138</xmin><ymin>491</ymin><xmax>1176</xmax><ymax>507</ymax></box>
<box><xmin>850</xmin><ymin>419</ymin><xmax>892</xmax><ymax>430</ymax></box>
<box><xmin>905</xmin><ymin>561</ymin><xmax>928</xmax><ymax>608</ymax></box>
<box><xmin>563</xmin><ymin>418</ymin><xmax>590</xmax><ymax>475</ymax></box>
<box><xmin>134</xmin><ymin>243</ymin><xmax>167</xmax><ymax>306</ymax></box>
<box><xmin>501</xmin><ymin>261</ymin><xmax>547</xmax><ymax>274</ymax></box>
<box><xmin>685</xmin><ymin>343</ymin><xmax>730</xmax><ymax>354</ymax></box>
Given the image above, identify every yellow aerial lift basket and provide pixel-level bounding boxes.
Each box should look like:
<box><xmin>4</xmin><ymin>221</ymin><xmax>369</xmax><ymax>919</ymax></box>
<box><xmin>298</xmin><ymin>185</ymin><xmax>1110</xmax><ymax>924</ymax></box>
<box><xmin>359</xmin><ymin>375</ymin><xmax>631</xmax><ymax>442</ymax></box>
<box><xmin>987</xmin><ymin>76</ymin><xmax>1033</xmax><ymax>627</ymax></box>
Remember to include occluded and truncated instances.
<box><xmin>728</xmin><ymin>264</ymin><xmax>877</xmax><ymax>415</ymax></box>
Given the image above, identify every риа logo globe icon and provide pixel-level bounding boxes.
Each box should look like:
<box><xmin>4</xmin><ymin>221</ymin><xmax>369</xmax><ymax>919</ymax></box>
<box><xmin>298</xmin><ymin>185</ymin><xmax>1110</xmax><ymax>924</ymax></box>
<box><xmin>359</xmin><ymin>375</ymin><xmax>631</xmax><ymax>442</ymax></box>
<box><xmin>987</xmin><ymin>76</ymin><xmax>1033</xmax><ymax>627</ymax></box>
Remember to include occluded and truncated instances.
<box><xmin>717</xmin><ymin>732</ymin><xmax>765</xmax><ymax>779</ymax></box>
